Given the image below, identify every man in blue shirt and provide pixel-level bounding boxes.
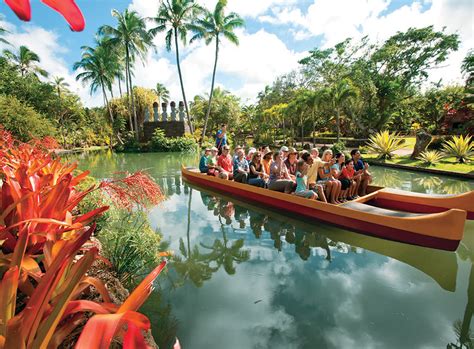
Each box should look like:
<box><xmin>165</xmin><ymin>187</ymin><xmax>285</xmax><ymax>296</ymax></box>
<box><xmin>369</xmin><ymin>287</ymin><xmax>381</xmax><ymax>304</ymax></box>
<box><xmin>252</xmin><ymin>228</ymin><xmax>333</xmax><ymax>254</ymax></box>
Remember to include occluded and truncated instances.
<box><xmin>350</xmin><ymin>149</ymin><xmax>372</xmax><ymax>196</ymax></box>
<box><xmin>199</xmin><ymin>148</ymin><xmax>211</xmax><ymax>173</ymax></box>
<box><xmin>215</xmin><ymin>124</ymin><xmax>227</xmax><ymax>154</ymax></box>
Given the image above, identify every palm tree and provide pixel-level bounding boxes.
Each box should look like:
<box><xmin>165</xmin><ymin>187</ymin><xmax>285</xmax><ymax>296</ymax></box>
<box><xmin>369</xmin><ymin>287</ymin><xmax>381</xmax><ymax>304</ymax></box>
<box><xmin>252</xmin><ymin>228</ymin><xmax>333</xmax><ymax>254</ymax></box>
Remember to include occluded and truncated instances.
<box><xmin>154</xmin><ymin>82</ymin><xmax>170</xmax><ymax>106</ymax></box>
<box><xmin>322</xmin><ymin>78</ymin><xmax>358</xmax><ymax>142</ymax></box>
<box><xmin>73</xmin><ymin>39</ymin><xmax>117</xmax><ymax>124</ymax></box>
<box><xmin>0</xmin><ymin>25</ymin><xmax>9</xmax><ymax>45</ymax></box>
<box><xmin>51</xmin><ymin>76</ymin><xmax>70</xmax><ymax>100</ymax></box>
<box><xmin>189</xmin><ymin>0</ymin><xmax>244</xmax><ymax>140</ymax></box>
<box><xmin>149</xmin><ymin>0</ymin><xmax>204</xmax><ymax>134</ymax></box>
<box><xmin>99</xmin><ymin>9</ymin><xmax>153</xmax><ymax>140</ymax></box>
<box><xmin>3</xmin><ymin>46</ymin><xmax>48</xmax><ymax>77</ymax></box>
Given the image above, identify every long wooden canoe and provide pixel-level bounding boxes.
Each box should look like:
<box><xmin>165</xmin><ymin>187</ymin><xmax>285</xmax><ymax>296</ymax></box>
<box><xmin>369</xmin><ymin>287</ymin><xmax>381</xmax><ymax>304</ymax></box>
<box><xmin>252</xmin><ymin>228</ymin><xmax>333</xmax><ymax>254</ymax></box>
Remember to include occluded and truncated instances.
<box><xmin>182</xmin><ymin>167</ymin><xmax>467</xmax><ymax>251</ymax></box>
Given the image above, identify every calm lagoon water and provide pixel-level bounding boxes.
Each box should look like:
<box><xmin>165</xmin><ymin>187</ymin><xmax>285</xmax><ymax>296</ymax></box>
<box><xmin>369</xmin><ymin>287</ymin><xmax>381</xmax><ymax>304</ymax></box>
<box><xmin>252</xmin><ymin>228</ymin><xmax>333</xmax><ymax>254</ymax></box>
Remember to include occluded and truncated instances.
<box><xmin>71</xmin><ymin>151</ymin><xmax>474</xmax><ymax>349</ymax></box>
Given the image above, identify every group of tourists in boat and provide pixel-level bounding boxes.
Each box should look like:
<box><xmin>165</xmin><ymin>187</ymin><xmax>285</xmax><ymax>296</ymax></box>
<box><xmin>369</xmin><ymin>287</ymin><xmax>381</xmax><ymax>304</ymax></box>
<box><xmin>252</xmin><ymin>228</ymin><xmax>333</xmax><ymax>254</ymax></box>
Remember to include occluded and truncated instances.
<box><xmin>199</xmin><ymin>125</ymin><xmax>372</xmax><ymax>204</ymax></box>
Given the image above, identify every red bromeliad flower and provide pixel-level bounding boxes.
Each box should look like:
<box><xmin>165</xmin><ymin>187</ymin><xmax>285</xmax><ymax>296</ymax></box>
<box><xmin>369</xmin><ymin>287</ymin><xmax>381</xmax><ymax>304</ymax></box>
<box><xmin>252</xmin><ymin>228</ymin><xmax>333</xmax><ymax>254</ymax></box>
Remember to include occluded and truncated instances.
<box><xmin>4</xmin><ymin>0</ymin><xmax>85</xmax><ymax>31</ymax></box>
<box><xmin>100</xmin><ymin>171</ymin><xmax>165</xmax><ymax>210</ymax></box>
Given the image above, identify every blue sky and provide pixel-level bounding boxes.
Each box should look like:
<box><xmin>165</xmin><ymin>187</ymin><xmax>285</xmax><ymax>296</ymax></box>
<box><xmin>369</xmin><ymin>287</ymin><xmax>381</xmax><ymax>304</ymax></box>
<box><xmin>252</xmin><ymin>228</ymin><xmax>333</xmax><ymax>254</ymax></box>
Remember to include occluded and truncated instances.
<box><xmin>0</xmin><ymin>0</ymin><xmax>472</xmax><ymax>106</ymax></box>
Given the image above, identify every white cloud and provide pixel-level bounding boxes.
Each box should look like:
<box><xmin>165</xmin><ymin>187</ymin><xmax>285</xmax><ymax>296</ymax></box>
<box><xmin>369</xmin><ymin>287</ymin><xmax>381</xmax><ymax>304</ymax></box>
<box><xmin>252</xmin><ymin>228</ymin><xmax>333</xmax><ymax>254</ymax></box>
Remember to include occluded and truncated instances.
<box><xmin>260</xmin><ymin>0</ymin><xmax>473</xmax><ymax>85</ymax></box>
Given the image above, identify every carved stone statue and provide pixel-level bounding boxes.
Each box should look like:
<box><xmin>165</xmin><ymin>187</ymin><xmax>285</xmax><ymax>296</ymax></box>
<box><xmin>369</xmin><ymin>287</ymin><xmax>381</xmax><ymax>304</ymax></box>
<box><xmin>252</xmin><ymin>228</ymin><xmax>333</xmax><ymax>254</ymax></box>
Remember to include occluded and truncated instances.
<box><xmin>152</xmin><ymin>102</ymin><xmax>159</xmax><ymax>122</ymax></box>
<box><xmin>170</xmin><ymin>101</ymin><xmax>177</xmax><ymax>121</ymax></box>
<box><xmin>162</xmin><ymin>102</ymin><xmax>168</xmax><ymax>122</ymax></box>
<box><xmin>144</xmin><ymin>107</ymin><xmax>150</xmax><ymax>122</ymax></box>
<box><xmin>179</xmin><ymin>101</ymin><xmax>185</xmax><ymax>122</ymax></box>
<box><xmin>411</xmin><ymin>129</ymin><xmax>432</xmax><ymax>159</ymax></box>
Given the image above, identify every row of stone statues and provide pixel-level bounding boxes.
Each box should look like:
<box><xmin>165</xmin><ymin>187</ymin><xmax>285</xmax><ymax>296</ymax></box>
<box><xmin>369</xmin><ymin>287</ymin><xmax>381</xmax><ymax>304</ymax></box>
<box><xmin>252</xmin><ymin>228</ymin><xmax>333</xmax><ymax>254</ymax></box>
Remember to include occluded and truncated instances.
<box><xmin>145</xmin><ymin>101</ymin><xmax>186</xmax><ymax>122</ymax></box>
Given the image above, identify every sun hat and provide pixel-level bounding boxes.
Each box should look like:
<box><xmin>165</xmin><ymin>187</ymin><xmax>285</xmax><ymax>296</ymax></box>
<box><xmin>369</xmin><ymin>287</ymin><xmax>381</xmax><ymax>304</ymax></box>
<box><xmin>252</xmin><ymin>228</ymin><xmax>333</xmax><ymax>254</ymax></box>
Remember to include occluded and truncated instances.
<box><xmin>264</xmin><ymin>149</ymin><xmax>273</xmax><ymax>157</ymax></box>
<box><xmin>280</xmin><ymin>146</ymin><xmax>289</xmax><ymax>152</ymax></box>
<box><xmin>211</xmin><ymin>147</ymin><xmax>218</xmax><ymax>152</ymax></box>
<box><xmin>288</xmin><ymin>147</ymin><xmax>298</xmax><ymax>154</ymax></box>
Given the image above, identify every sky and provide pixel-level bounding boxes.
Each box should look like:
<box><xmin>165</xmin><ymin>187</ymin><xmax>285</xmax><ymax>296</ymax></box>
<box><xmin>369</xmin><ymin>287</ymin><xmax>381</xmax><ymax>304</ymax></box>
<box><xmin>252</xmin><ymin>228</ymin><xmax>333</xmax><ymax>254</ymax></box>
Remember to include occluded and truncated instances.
<box><xmin>0</xmin><ymin>0</ymin><xmax>472</xmax><ymax>107</ymax></box>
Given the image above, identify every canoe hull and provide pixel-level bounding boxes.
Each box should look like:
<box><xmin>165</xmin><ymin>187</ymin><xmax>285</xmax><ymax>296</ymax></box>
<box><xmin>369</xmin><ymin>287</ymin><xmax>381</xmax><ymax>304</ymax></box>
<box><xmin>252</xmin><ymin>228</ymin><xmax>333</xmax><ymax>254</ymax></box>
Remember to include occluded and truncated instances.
<box><xmin>371</xmin><ymin>189</ymin><xmax>474</xmax><ymax>220</ymax></box>
<box><xmin>182</xmin><ymin>168</ymin><xmax>465</xmax><ymax>251</ymax></box>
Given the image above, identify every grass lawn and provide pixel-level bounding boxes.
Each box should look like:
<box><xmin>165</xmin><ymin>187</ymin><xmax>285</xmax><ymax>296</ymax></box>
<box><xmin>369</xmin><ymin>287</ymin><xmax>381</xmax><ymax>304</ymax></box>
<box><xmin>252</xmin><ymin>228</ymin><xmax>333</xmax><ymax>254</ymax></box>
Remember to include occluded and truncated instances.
<box><xmin>363</xmin><ymin>154</ymin><xmax>474</xmax><ymax>174</ymax></box>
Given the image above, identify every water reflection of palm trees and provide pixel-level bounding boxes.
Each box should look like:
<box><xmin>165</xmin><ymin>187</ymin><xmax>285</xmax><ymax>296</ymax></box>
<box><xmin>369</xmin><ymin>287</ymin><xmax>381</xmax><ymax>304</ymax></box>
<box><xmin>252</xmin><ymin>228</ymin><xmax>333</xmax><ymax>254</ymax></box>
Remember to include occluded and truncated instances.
<box><xmin>449</xmin><ymin>239</ymin><xmax>474</xmax><ymax>348</ymax></box>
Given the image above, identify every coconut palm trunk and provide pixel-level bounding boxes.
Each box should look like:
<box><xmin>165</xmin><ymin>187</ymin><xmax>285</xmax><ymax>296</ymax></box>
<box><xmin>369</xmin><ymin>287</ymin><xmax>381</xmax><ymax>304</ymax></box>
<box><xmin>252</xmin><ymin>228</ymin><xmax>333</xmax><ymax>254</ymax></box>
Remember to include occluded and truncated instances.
<box><xmin>124</xmin><ymin>61</ymin><xmax>134</xmax><ymax>132</ymax></box>
<box><xmin>336</xmin><ymin>108</ymin><xmax>341</xmax><ymax>142</ymax></box>
<box><xmin>126</xmin><ymin>46</ymin><xmax>140</xmax><ymax>141</ymax></box>
<box><xmin>174</xmin><ymin>28</ymin><xmax>194</xmax><ymax>134</ymax></box>
<box><xmin>100</xmin><ymin>77</ymin><xmax>114</xmax><ymax>124</ymax></box>
<box><xmin>202</xmin><ymin>37</ymin><xmax>219</xmax><ymax>141</ymax></box>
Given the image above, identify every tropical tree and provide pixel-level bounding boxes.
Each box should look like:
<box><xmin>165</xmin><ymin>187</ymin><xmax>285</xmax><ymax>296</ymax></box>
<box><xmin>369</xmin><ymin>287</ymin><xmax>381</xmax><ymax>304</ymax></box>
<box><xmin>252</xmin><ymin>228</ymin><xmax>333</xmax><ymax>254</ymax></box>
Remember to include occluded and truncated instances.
<box><xmin>73</xmin><ymin>39</ymin><xmax>117</xmax><ymax>124</ymax></box>
<box><xmin>154</xmin><ymin>82</ymin><xmax>170</xmax><ymax>105</ymax></box>
<box><xmin>51</xmin><ymin>76</ymin><xmax>70</xmax><ymax>100</ymax></box>
<box><xmin>0</xmin><ymin>25</ymin><xmax>9</xmax><ymax>45</ymax></box>
<box><xmin>322</xmin><ymin>79</ymin><xmax>358</xmax><ymax>141</ymax></box>
<box><xmin>149</xmin><ymin>0</ymin><xmax>204</xmax><ymax>134</ymax></box>
<box><xmin>190</xmin><ymin>0</ymin><xmax>244</xmax><ymax>140</ymax></box>
<box><xmin>99</xmin><ymin>9</ymin><xmax>153</xmax><ymax>140</ymax></box>
<box><xmin>2</xmin><ymin>45</ymin><xmax>48</xmax><ymax>77</ymax></box>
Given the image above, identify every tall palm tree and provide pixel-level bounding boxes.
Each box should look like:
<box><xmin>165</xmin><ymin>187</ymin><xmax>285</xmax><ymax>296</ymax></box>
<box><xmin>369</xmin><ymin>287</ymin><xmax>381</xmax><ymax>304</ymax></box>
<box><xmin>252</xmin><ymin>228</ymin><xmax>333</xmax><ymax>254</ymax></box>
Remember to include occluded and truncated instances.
<box><xmin>51</xmin><ymin>76</ymin><xmax>70</xmax><ymax>100</ymax></box>
<box><xmin>99</xmin><ymin>9</ymin><xmax>153</xmax><ymax>140</ymax></box>
<box><xmin>73</xmin><ymin>39</ymin><xmax>117</xmax><ymax>124</ymax></box>
<box><xmin>153</xmin><ymin>82</ymin><xmax>170</xmax><ymax>106</ymax></box>
<box><xmin>149</xmin><ymin>0</ymin><xmax>204</xmax><ymax>134</ymax></box>
<box><xmin>3</xmin><ymin>46</ymin><xmax>48</xmax><ymax>77</ymax></box>
<box><xmin>190</xmin><ymin>0</ymin><xmax>244</xmax><ymax>140</ymax></box>
<box><xmin>0</xmin><ymin>25</ymin><xmax>9</xmax><ymax>45</ymax></box>
<box><xmin>322</xmin><ymin>78</ymin><xmax>358</xmax><ymax>142</ymax></box>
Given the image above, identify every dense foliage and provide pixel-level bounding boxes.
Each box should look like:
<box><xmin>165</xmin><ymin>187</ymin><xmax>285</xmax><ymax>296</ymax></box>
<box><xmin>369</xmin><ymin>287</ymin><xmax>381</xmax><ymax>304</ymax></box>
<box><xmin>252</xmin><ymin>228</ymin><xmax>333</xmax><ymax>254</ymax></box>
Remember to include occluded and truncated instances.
<box><xmin>240</xmin><ymin>26</ymin><xmax>472</xmax><ymax>145</ymax></box>
<box><xmin>0</xmin><ymin>56</ymin><xmax>111</xmax><ymax>147</ymax></box>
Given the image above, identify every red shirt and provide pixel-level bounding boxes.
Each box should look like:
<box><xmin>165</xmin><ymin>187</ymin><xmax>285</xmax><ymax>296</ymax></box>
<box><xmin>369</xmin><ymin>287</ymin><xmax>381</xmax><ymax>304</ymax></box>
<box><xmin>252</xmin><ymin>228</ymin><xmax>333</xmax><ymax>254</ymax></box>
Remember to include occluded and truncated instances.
<box><xmin>218</xmin><ymin>154</ymin><xmax>233</xmax><ymax>172</ymax></box>
<box><xmin>341</xmin><ymin>167</ymin><xmax>355</xmax><ymax>179</ymax></box>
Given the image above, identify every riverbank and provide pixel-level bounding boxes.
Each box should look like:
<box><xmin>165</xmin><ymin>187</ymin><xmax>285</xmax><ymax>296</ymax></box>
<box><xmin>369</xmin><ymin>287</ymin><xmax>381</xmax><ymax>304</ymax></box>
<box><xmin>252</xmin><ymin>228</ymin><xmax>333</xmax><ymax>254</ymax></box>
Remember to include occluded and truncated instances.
<box><xmin>364</xmin><ymin>154</ymin><xmax>474</xmax><ymax>179</ymax></box>
<box><xmin>54</xmin><ymin>145</ymin><xmax>109</xmax><ymax>155</ymax></box>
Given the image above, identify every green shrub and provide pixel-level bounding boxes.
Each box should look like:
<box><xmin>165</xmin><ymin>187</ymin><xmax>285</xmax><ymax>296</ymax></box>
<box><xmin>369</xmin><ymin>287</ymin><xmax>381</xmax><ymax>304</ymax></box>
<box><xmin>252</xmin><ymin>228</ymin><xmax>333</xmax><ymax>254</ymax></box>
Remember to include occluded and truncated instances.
<box><xmin>98</xmin><ymin>209</ymin><xmax>168</xmax><ymax>287</ymax></box>
<box><xmin>0</xmin><ymin>94</ymin><xmax>56</xmax><ymax>141</ymax></box>
<box><xmin>150</xmin><ymin>128</ymin><xmax>197</xmax><ymax>152</ymax></box>
<box><xmin>116</xmin><ymin>131</ymin><xmax>141</xmax><ymax>152</ymax></box>
<box><xmin>442</xmin><ymin>134</ymin><xmax>474</xmax><ymax>163</ymax></box>
<box><xmin>417</xmin><ymin>150</ymin><xmax>444</xmax><ymax>166</ymax></box>
<box><xmin>331</xmin><ymin>140</ymin><xmax>346</xmax><ymax>155</ymax></box>
<box><xmin>366</xmin><ymin>130</ymin><xmax>405</xmax><ymax>160</ymax></box>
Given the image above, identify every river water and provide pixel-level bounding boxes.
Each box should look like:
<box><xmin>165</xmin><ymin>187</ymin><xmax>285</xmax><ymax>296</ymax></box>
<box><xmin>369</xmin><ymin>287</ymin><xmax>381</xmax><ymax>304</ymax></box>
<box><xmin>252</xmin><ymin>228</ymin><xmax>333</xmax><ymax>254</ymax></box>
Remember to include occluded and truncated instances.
<box><xmin>71</xmin><ymin>150</ymin><xmax>474</xmax><ymax>349</ymax></box>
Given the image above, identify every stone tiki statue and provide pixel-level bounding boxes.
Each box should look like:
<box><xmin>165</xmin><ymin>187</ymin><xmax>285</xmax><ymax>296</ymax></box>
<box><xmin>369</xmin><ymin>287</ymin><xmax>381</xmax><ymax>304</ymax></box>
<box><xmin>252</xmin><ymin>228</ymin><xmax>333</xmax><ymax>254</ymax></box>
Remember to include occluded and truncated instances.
<box><xmin>153</xmin><ymin>102</ymin><xmax>159</xmax><ymax>122</ymax></box>
<box><xmin>170</xmin><ymin>101</ymin><xmax>177</xmax><ymax>121</ymax></box>
<box><xmin>162</xmin><ymin>102</ymin><xmax>168</xmax><ymax>122</ymax></box>
<box><xmin>179</xmin><ymin>101</ymin><xmax>185</xmax><ymax>122</ymax></box>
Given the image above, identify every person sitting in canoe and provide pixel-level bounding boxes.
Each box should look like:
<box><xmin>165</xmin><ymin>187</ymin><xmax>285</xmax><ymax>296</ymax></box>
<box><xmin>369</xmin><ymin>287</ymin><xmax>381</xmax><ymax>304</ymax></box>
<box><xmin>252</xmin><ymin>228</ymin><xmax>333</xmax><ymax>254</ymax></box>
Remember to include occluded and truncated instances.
<box><xmin>233</xmin><ymin>149</ymin><xmax>250</xmax><ymax>183</ymax></box>
<box><xmin>247</xmin><ymin>147</ymin><xmax>257</xmax><ymax>161</ymax></box>
<box><xmin>217</xmin><ymin>145</ymin><xmax>233</xmax><ymax>180</ymax></box>
<box><xmin>262</xmin><ymin>149</ymin><xmax>273</xmax><ymax>176</ymax></box>
<box><xmin>331</xmin><ymin>153</ymin><xmax>350</xmax><ymax>202</ymax></box>
<box><xmin>284</xmin><ymin>147</ymin><xmax>298</xmax><ymax>180</ymax></box>
<box><xmin>280</xmin><ymin>146</ymin><xmax>289</xmax><ymax>161</ymax></box>
<box><xmin>199</xmin><ymin>147</ymin><xmax>211</xmax><ymax>174</ymax></box>
<box><xmin>233</xmin><ymin>145</ymin><xmax>243</xmax><ymax>161</ymax></box>
<box><xmin>268</xmin><ymin>152</ymin><xmax>294</xmax><ymax>193</ymax></box>
<box><xmin>350</xmin><ymin>149</ymin><xmax>373</xmax><ymax>196</ymax></box>
<box><xmin>340</xmin><ymin>159</ymin><xmax>361</xmax><ymax>199</ymax></box>
<box><xmin>248</xmin><ymin>152</ymin><xmax>267</xmax><ymax>188</ymax></box>
<box><xmin>301</xmin><ymin>152</ymin><xmax>327</xmax><ymax>202</ymax></box>
<box><xmin>207</xmin><ymin>147</ymin><xmax>222</xmax><ymax>177</ymax></box>
<box><xmin>318</xmin><ymin>150</ymin><xmax>341</xmax><ymax>204</ymax></box>
<box><xmin>295</xmin><ymin>160</ymin><xmax>318</xmax><ymax>200</ymax></box>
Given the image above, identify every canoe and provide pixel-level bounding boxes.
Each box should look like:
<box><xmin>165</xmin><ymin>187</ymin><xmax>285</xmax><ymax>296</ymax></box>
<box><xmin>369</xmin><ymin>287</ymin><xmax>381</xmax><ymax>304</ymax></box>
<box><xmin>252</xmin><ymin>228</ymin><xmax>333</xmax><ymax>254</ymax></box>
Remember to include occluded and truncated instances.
<box><xmin>181</xmin><ymin>167</ymin><xmax>467</xmax><ymax>251</ymax></box>
<box><xmin>193</xmin><ymin>184</ymin><xmax>458</xmax><ymax>292</ymax></box>
<box><xmin>366</xmin><ymin>187</ymin><xmax>474</xmax><ymax>220</ymax></box>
